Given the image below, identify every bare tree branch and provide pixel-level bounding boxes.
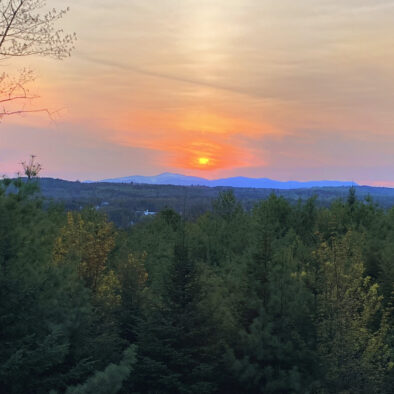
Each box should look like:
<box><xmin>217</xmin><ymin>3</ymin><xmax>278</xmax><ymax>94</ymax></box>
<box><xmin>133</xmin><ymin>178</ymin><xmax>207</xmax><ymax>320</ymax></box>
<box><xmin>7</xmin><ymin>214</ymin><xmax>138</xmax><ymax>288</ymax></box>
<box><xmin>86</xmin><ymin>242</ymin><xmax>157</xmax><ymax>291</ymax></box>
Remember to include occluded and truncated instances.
<box><xmin>0</xmin><ymin>0</ymin><xmax>75</xmax><ymax>60</ymax></box>
<box><xmin>0</xmin><ymin>0</ymin><xmax>75</xmax><ymax>121</ymax></box>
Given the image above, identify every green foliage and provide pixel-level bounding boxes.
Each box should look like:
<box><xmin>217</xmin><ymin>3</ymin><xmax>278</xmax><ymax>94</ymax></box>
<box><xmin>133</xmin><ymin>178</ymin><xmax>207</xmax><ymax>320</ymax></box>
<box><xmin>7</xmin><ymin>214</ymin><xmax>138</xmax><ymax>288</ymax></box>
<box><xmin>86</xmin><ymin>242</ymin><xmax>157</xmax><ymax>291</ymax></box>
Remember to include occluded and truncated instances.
<box><xmin>1</xmin><ymin>180</ymin><xmax>393</xmax><ymax>393</ymax></box>
<box><xmin>0</xmin><ymin>179</ymin><xmax>92</xmax><ymax>393</ymax></box>
<box><xmin>129</xmin><ymin>237</ymin><xmax>219</xmax><ymax>393</ymax></box>
<box><xmin>313</xmin><ymin>232</ymin><xmax>391</xmax><ymax>393</ymax></box>
<box><xmin>0</xmin><ymin>178</ymin><xmax>127</xmax><ymax>393</ymax></box>
<box><xmin>65</xmin><ymin>346</ymin><xmax>137</xmax><ymax>394</ymax></box>
<box><xmin>35</xmin><ymin>177</ymin><xmax>394</xmax><ymax>227</ymax></box>
<box><xmin>227</xmin><ymin>208</ymin><xmax>317</xmax><ymax>393</ymax></box>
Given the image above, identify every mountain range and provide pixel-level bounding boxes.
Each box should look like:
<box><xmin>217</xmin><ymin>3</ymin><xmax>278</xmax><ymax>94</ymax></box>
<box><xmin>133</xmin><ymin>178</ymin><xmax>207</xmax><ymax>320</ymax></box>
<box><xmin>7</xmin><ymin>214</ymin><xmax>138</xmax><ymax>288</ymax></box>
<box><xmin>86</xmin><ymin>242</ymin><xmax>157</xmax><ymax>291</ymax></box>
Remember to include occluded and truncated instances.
<box><xmin>97</xmin><ymin>173</ymin><xmax>358</xmax><ymax>189</ymax></box>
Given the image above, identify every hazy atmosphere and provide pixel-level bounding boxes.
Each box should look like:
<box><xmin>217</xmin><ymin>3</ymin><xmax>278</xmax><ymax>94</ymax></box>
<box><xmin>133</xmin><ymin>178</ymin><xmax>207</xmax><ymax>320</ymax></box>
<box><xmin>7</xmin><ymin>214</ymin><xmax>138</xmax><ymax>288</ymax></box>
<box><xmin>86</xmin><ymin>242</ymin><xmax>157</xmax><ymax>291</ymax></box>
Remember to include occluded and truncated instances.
<box><xmin>1</xmin><ymin>2</ymin><xmax>394</xmax><ymax>393</ymax></box>
<box><xmin>3</xmin><ymin>0</ymin><xmax>394</xmax><ymax>185</ymax></box>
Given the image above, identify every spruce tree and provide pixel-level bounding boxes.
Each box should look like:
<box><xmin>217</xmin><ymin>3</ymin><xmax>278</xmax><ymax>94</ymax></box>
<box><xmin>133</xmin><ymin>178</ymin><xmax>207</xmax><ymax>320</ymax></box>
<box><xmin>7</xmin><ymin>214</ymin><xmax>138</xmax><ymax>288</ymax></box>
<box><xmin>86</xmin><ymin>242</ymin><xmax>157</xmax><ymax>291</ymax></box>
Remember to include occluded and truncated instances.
<box><xmin>129</xmin><ymin>233</ymin><xmax>217</xmax><ymax>393</ymax></box>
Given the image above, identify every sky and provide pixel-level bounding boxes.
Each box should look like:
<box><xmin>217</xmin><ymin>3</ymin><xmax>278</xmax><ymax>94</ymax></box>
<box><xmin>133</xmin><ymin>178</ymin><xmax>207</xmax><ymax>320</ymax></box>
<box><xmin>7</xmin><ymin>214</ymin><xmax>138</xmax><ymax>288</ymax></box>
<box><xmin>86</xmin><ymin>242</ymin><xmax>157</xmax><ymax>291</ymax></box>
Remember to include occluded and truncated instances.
<box><xmin>2</xmin><ymin>0</ymin><xmax>394</xmax><ymax>185</ymax></box>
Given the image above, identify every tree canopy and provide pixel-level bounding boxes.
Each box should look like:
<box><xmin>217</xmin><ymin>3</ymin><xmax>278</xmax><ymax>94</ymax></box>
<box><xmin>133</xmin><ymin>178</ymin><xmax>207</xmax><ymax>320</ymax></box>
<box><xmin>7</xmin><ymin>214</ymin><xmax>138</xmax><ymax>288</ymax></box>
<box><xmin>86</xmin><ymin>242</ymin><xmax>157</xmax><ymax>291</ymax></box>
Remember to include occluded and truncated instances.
<box><xmin>0</xmin><ymin>178</ymin><xmax>393</xmax><ymax>393</ymax></box>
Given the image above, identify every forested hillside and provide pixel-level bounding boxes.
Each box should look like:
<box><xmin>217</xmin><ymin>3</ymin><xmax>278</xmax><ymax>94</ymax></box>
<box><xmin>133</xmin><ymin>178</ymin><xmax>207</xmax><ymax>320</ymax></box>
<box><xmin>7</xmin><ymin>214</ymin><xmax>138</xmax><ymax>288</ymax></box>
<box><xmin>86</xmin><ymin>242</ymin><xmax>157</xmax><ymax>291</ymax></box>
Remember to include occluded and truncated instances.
<box><xmin>0</xmin><ymin>177</ymin><xmax>393</xmax><ymax>393</ymax></box>
<box><xmin>38</xmin><ymin>178</ymin><xmax>394</xmax><ymax>227</ymax></box>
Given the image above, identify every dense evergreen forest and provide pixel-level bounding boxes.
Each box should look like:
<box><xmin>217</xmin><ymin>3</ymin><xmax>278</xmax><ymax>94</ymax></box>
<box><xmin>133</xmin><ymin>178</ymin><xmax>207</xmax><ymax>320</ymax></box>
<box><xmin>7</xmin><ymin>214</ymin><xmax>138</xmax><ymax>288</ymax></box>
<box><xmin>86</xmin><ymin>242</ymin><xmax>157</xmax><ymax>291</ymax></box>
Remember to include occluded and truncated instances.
<box><xmin>1</xmin><ymin>176</ymin><xmax>393</xmax><ymax>393</ymax></box>
<box><xmin>38</xmin><ymin>177</ymin><xmax>394</xmax><ymax>227</ymax></box>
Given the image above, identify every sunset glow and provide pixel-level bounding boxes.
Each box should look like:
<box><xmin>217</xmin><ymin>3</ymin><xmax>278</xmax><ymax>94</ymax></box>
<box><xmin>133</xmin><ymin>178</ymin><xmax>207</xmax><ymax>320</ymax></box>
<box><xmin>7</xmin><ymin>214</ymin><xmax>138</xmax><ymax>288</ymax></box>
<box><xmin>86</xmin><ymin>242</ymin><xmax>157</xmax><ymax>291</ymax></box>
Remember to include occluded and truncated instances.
<box><xmin>2</xmin><ymin>3</ymin><xmax>393</xmax><ymax>391</ymax></box>
<box><xmin>2</xmin><ymin>0</ymin><xmax>394</xmax><ymax>186</ymax></box>
<box><xmin>198</xmin><ymin>157</ymin><xmax>210</xmax><ymax>166</ymax></box>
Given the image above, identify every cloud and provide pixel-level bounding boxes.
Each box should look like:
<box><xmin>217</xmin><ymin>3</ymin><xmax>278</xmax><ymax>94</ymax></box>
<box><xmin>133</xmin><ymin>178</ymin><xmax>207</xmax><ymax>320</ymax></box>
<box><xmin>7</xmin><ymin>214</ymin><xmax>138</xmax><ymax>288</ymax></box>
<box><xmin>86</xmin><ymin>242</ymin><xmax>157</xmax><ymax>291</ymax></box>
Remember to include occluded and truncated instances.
<box><xmin>4</xmin><ymin>0</ymin><xmax>394</xmax><ymax>184</ymax></box>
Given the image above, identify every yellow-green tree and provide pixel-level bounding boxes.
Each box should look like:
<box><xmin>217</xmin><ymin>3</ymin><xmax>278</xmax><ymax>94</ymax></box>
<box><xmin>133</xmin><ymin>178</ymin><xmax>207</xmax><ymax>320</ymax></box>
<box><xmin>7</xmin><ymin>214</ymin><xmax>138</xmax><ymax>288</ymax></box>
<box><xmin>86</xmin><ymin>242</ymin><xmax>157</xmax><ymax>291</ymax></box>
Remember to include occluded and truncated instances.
<box><xmin>314</xmin><ymin>231</ymin><xmax>391</xmax><ymax>393</ymax></box>
<box><xmin>53</xmin><ymin>210</ymin><xmax>119</xmax><ymax>304</ymax></box>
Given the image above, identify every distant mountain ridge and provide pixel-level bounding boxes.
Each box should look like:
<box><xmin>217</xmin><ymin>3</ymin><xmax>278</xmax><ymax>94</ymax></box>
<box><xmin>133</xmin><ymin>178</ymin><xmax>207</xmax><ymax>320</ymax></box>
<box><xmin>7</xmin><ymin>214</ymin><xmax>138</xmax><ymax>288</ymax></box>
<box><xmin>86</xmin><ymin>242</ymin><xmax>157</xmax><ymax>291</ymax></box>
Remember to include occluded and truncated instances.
<box><xmin>97</xmin><ymin>172</ymin><xmax>358</xmax><ymax>189</ymax></box>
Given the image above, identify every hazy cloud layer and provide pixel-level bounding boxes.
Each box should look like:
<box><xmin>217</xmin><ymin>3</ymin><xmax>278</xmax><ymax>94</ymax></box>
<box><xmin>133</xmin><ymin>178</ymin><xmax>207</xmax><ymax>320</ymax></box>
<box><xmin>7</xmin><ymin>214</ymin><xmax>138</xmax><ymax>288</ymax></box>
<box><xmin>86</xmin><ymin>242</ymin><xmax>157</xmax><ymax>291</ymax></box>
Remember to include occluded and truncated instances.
<box><xmin>2</xmin><ymin>0</ymin><xmax>394</xmax><ymax>184</ymax></box>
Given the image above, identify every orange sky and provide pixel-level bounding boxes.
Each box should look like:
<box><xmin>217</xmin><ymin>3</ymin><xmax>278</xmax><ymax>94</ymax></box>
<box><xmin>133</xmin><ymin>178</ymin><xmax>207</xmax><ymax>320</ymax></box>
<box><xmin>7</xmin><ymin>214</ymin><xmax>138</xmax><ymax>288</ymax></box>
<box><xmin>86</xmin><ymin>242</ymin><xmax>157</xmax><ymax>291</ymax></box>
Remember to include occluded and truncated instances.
<box><xmin>2</xmin><ymin>0</ymin><xmax>394</xmax><ymax>185</ymax></box>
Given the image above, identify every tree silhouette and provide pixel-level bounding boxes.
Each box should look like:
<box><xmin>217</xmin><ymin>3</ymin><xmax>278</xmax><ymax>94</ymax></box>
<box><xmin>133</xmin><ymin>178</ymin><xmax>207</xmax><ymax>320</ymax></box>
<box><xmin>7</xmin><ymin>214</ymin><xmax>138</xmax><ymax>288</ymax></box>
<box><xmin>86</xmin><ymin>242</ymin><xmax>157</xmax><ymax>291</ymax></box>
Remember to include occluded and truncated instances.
<box><xmin>0</xmin><ymin>0</ymin><xmax>75</xmax><ymax>120</ymax></box>
<box><xmin>21</xmin><ymin>154</ymin><xmax>41</xmax><ymax>179</ymax></box>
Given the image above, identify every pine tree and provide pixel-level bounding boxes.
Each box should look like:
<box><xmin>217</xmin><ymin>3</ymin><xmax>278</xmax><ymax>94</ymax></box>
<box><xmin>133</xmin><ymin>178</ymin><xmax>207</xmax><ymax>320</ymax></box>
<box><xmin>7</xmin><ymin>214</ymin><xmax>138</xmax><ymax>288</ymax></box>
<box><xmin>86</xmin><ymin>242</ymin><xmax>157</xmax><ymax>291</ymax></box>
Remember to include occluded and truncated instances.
<box><xmin>0</xmin><ymin>178</ymin><xmax>96</xmax><ymax>393</ymax></box>
<box><xmin>228</xmin><ymin>231</ymin><xmax>317</xmax><ymax>393</ymax></box>
<box><xmin>64</xmin><ymin>346</ymin><xmax>137</xmax><ymax>394</ymax></box>
<box><xmin>129</xmin><ymin>234</ymin><xmax>218</xmax><ymax>393</ymax></box>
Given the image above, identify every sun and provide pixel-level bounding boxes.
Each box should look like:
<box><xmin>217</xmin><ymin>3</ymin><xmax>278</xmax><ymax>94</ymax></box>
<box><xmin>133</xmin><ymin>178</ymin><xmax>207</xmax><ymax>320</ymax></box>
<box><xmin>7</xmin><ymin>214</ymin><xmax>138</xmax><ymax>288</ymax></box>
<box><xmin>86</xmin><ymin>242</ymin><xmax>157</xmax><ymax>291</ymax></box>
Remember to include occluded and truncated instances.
<box><xmin>198</xmin><ymin>157</ymin><xmax>210</xmax><ymax>165</ymax></box>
